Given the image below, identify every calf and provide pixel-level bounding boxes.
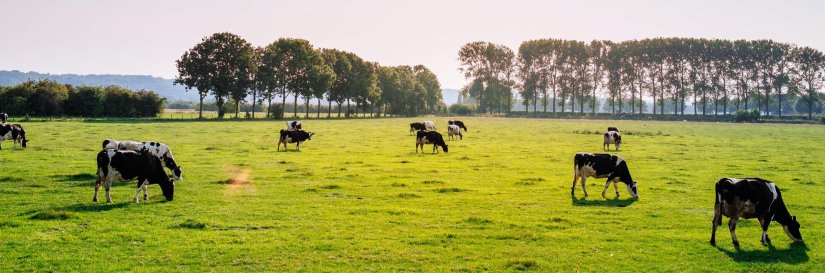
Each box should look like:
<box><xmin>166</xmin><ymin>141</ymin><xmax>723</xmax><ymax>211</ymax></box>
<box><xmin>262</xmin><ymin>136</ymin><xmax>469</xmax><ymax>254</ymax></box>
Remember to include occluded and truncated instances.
<box><xmin>102</xmin><ymin>140</ymin><xmax>183</xmax><ymax>180</ymax></box>
<box><xmin>0</xmin><ymin>112</ymin><xmax>7</xmax><ymax>123</ymax></box>
<box><xmin>0</xmin><ymin>124</ymin><xmax>28</xmax><ymax>149</ymax></box>
<box><xmin>448</xmin><ymin>120</ymin><xmax>468</xmax><ymax>132</ymax></box>
<box><xmin>416</xmin><ymin>130</ymin><xmax>448</xmax><ymax>153</ymax></box>
<box><xmin>278</xmin><ymin>129</ymin><xmax>313</xmax><ymax>151</ymax></box>
<box><xmin>571</xmin><ymin>152</ymin><xmax>638</xmax><ymax>198</ymax></box>
<box><xmin>286</xmin><ymin>120</ymin><xmax>302</xmax><ymax>130</ymax></box>
<box><xmin>95</xmin><ymin>149</ymin><xmax>174</xmax><ymax>203</ymax></box>
<box><xmin>447</xmin><ymin>124</ymin><xmax>463</xmax><ymax>140</ymax></box>
<box><xmin>604</xmin><ymin>131</ymin><xmax>621</xmax><ymax>151</ymax></box>
<box><xmin>423</xmin><ymin>121</ymin><xmax>436</xmax><ymax>131</ymax></box>
<box><xmin>409</xmin><ymin>122</ymin><xmax>426</xmax><ymax>134</ymax></box>
<box><xmin>711</xmin><ymin>178</ymin><xmax>803</xmax><ymax>247</ymax></box>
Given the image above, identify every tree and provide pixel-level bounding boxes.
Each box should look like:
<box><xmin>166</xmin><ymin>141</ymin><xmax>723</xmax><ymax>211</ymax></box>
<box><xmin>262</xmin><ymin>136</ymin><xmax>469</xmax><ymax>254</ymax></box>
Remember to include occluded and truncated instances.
<box><xmin>791</xmin><ymin>46</ymin><xmax>825</xmax><ymax>118</ymax></box>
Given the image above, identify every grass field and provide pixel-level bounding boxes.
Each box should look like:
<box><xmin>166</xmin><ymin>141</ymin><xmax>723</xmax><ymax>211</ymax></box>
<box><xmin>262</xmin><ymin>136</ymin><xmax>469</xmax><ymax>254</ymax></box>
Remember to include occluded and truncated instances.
<box><xmin>0</xmin><ymin>118</ymin><xmax>822</xmax><ymax>272</ymax></box>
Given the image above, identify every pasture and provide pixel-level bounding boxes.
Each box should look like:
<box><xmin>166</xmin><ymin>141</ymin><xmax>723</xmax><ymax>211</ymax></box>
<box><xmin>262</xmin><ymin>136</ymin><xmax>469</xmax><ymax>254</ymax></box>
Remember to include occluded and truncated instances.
<box><xmin>0</xmin><ymin>118</ymin><xmax>822</xmax><ymax>272</ymax></box>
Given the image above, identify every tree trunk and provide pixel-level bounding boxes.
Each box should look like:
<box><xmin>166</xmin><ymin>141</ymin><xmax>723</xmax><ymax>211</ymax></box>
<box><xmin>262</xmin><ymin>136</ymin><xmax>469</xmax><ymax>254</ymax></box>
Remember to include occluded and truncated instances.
<box><xmin>317</xmin><ymin>98</ymin><xmax>321</xmax><ymax>118</ymax></box>
<box><xmin>337</xmin><ymin>102</ymin><xmax>342</xmax><ymax>118</ymax></box>
<box><xmin>293</xmin><ymin>94</ymin><xmax>299</xmax><ymax>118</ymax></box>
<box><xmin>328</xmin><ymin>100</ymin><xmax>332</xmax><ymax>118</ymax></box>
<box><xmin>251</xmin><ymin>90</ymin><xmax>257</xmax><ymax>118</ymax></box>
<box><xmin>305</xmin><ymin>97</ymin><xmax>310</xmax><ymax>118</ymax></box>
<box><xmin>346</xmin><ymin>99</ymin><xmax>351</xmax><ymax>118</ymax></box>
<box><xmin>281</xmin><ymin>89</ymin><xmax>287</xmax><ymax>118</ymax></box>
<box><xmin>267</xmin><ymin>96</ymin><xmax>273</xmax><ymax>118</ymax></box>
<box><xmin>198</xmin><ymin>94</ymin><xmax>205</xmax><ymax>119</ymax></box>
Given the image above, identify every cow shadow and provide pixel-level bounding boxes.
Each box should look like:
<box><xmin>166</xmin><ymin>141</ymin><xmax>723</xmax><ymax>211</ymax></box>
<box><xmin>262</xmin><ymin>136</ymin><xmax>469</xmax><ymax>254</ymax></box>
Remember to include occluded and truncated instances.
<box><xmin>571</xmin><ymin>196</ymin><xmax>637</xmax><ymax>207</ymax></box>
<box><xmin>58</xmin><ymin>202</ymin><xmax>132</xmax><ymax>213</ymax></box>
<box><xmin>716</xmin><ymin>242</ymin><xmax>809</xmax><ymax>264</ymax></box>
<box><xmin>50</xmin><ymin>173</ymin><xmax>97</xmax><ymax>187</ymax></box>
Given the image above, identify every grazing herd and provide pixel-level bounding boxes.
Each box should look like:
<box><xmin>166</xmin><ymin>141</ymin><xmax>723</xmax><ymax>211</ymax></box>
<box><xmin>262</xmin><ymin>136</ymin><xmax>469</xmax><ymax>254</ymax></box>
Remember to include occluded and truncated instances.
<box><xmin>0</xmin><ymin>112</ymin><xmax>806</xmax><ymax>248</ymax></box>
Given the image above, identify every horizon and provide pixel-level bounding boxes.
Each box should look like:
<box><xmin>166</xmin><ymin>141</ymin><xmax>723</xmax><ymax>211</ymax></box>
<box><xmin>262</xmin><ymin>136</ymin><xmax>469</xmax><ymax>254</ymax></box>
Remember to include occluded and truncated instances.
<box><xmin>2</xmin><ymin>0</ymin><xmax>825</xmax><ymax>90</ymax></box>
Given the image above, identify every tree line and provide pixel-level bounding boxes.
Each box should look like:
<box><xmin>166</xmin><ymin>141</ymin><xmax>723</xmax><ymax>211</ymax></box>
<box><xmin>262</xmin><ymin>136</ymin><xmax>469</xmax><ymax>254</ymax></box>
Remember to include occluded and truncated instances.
<box><xmin>459</xmin><ymin>38</ymin><xmax>825</xmax><ymax>118</ymax></box>
<box><xmin>175</xmin><ymin>32</ymin><xmax>444</xmax><ymax>119</ymax></box>
<box><xmin>0</xmin><ymin>79</ymin><xmax>165</xmax><ymax>117</ymax></box>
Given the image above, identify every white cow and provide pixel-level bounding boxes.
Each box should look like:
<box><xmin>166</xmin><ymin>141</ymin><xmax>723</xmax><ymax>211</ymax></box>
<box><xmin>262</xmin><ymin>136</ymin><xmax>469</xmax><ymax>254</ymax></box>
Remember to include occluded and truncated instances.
<box><xmin>101</xmin><ymin>140</ymin><xmax>183</xmax><ymax>180</ymax></box>
<box><xmin>286</xmin><ymin>121</ymin><xmax>302</xmax><ymax>130</ymax></box>
<box><xmin>422</xmin><ymin>121</ymin><xmax>436</xmax><ymax>131</ymax></box>
<box><xmin>604</xmin><ymin>131</ymin><xmax>621</xmax><ymax>151</ymax></box>
<box><xmin>447</xmin><ymin>124</ymin><xmax>462</xmax><ymax>140</ymax></box>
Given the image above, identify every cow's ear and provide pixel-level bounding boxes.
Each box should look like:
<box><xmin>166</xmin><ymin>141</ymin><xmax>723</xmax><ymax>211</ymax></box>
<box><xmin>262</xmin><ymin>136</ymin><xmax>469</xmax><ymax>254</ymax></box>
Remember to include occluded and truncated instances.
<box><xmin>793</xmin><ymin>216</ymin><xmax>797</xmax><ymax>221</ymax></box>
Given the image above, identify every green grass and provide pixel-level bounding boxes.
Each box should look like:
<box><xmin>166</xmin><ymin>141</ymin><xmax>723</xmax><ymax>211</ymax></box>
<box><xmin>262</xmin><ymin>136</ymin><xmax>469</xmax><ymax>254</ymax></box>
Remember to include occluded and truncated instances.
<box><xmin>0</xmin><ymin>117</ymin><xmax>822</xmax><ymax>272</ymax></box>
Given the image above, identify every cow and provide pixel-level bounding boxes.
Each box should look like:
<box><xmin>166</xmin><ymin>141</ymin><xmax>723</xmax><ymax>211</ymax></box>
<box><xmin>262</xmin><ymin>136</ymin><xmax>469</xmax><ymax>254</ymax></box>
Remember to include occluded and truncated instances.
<box><xmin>416</xmin><ymin>130</ymin><xmax>448</xmax><ymax>153</ymax></box>
<box><xmin>101</xmin><ymin>140</ymin><xmax>183</xmax><ymax>180</ymax></box>
<box><xmin>571</xmin><ymin>152</ymin><xmax>638</xmax><ymax>198</ymax></box>
<box><xmin>423</xmin><ymin>121</ymin><xmax>436</xmax><ymax>131</ymax></box>
<box><xmin>607</xmin><ymin>127</ymin><xmax>619</xmax><ymax>132</ymax></box>
<box><xmin>95</xmin><ymin>149</ymin><xmax>175</xmax><ymax>203</ymax></box>
<box><xmin>447</xmin><ymin>124</ymin><xmax>463</xmax><ymax>140</ymax></box>
<box><xmin>409</xmin><ymin>122</ymin><xmax>426</xmax><ymax>134</ymax></box>
<box><xmin>604</xmin><ymin>131</ymin><xmax>621</xmax><ymax>151</ymax></box>
<box><xmin>710</xmin><ymin>178</ymin><xmax>803</xmax><ymax>247</ymax></box>
<box><xmin>0</xmin><ymin>112</ymin><xmax>7</xmax><ymax>123</ymax></box>
<box><xmin>448</xmin><ymin>120</ymin><xmax>468</xmax><ymax>132</ymax></box>
<box><xmin>278</xmin><ymin>129</ymin><xmax>313</xmax><ymax>151</ymax></box>
<box><xmin>286</xmin><ymin>120</ymin><xmax>302</xmax><ymax>131</ymax></box>
<box><xmin>0</xmin><ymin>123</ymin><xmax>28</xmax><ymax>149</ymax></box>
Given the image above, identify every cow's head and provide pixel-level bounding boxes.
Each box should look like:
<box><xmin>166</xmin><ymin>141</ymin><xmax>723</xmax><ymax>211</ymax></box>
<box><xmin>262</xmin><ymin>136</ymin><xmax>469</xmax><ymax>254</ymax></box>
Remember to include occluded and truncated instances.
<box><xmin>160</xmin><ymin>178</ymin><xmax>175</xmax><ymax>201</ymax></box>
<box><xmin>783</xmin><ymin>216</ymin><xmax>803</xmax><ymax>242</ymax></box>
<box><xmin>307</xmin><ymin>132</ymin><xmax>314</xmax><ymax>140</ymax></box>
<box><xmin>173</xmin><ymin>166</ymin><xmax>183</xmax><ymax>180</ymax></box>
<box><xmin>625</xmin><ymin>181</ymin><xmax>638</xmax><ymax>197</ymax></box>
<box><xmin>441</xmin><ymin>144</ymin><xmax>448</xmax><ymax>153</ymax></box>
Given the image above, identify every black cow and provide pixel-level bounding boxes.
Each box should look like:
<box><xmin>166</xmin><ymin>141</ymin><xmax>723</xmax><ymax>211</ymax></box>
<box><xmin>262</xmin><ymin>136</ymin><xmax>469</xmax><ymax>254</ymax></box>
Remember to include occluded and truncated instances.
<box><xmin>95</xmin><ymin>149</ymin><xmax>174</xmax><ymax>203</ymax></box>
<box><xmin>278</xmin><ymin>129</ymin><xmax>313</xmax><ymax>151</ymax></box>
<box><xmin>607</xmin><ymin>127</ymin><xmax>619</xmax><ymax>132</ymax></box>
<box><xmin>604</xmin><ymin>131</ymin><xmax>621</xmax><ymax>151</ymax></box>
<box><xmin>571</xmin><ymin>152</ymin><xmax>638</xmax><ymax>198</ymax></box>
<box><xmin>448</xmin><ymin>120</ymin><xmax>468</xmax><ymax>132</ymax></box>
<box><xmin>416</xmin><ymin>130</ymin><xmax>448</xmax><ymax>153</ymax></box>
<box><xmin>286</xmin><ymin>121</ymin><xmax>302</xmax><ymax>131</ymax></box>
<box><xmin>711</xmin><ymin>178</ymin><xmax>803</xmax><ymax>247</ymax></box>
<box><xmin>0</xmin><ymin>123</ymin><xmax>28</xmax><ymax>149</ymax></box>
<box><xmin>409</xmin><ymin>122</ymin><xmax>426</xmax><ymax>134</ymax></box>
<box><xmin>0</xmin><ymin>112</ymin><xmax>7</xmax><ymax>123</ymax></box>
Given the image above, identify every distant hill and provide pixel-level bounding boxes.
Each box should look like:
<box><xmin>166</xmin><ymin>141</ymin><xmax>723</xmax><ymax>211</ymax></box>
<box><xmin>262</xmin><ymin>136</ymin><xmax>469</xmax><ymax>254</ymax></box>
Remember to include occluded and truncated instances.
<box><xmin>0</xmin><ymin>70</ymin><xmax>199</xmax><ymax>101</ymax></box>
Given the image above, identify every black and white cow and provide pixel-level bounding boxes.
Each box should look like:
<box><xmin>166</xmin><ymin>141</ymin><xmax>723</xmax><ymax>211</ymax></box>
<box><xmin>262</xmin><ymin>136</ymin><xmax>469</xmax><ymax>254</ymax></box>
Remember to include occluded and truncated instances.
<box><xmin>278</xmin><ymin>129</ymin><xmax>313</xmax><ymax>151</ymax></box>
<box><xmin>448</xmin><ymin>120</ymin><xmax>468</xmax><ymax>132</ymax></box>
<box><xmin>102</xmin><ymin>140</ymin><xmax>183</xmax><ymax>180</ymax></box>
<box><xmin>607</xmin><ymin>127</ymin><xmax>619</xmax><ymax>132</ymax></box>
<box><xmin>571</xmin><ymin>152</ymin><xmax>638</xmax><ymax>198</ymax></box>
<box><xmin>423</xmin><ymin>120</ymin><xmax>436</xmax><ymax>131</ymax></box>
<box><xmin>95</xmin><ymin>149</ymin><xmax>175</xmax><ymax>203</ymax></box>
<box><xmin>0</xmin><ymin>123</ymin><xmax>28</xmax><ymax>149</ymax></box>
<box><xmin>604</xmin><ymin>131</ymin><xmax>621</xmax><ymax>151</ymax></box>
<box><xmin>710</xmin><ymin>178</ymin><xmax>803</xmax><ymax>247</ymax></box>
<box><xmin>409</xmin><ymin>122</ymin><xmax>426</xmax><ymax>134</ymax></box>
<box><xmin>416</xmin><ymin>130</ymin><xmax>448</xmax><ymax>153</ymax></box>
<box><xmin>286</xmin><ymin>120</ymin><xmax>302</xmax><ymax>131</ymax></box>
<box><xmin>447</xmin><ymin>124</ymin><xmax>463</xmax><ymax>140</ymax></box>
<box><xmin>0</xmin><ymin>112</ymin><xmax>7</xmax><ymax>123</ymax></box>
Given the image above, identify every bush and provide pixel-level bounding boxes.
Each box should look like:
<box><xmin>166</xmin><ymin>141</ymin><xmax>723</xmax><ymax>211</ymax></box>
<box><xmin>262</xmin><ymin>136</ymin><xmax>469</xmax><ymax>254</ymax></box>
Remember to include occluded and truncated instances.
<box><xmin>449</xmin><ymin>104</ymin><xmax>473</xmax><ymax>115</ymax></box>
<box><xmin>734</xmin><ymin>109</ymin><xmax>760</xmax><ymax>123</ymax></box>
<box><xmin>819</xmin><ymin>115</ymin><xmax>825</xmax><ymax>124</ymax></box>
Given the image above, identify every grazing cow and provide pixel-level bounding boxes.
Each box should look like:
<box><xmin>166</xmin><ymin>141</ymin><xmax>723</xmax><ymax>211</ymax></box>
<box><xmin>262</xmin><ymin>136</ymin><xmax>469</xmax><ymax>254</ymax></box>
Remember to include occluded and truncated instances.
<box><xmin>409</xmin><ymin>122</ymin><xmax>426</xmax><ymax>134</ymax></box>
<box><xmin>447</xmin><ymin>124</ymin><xmax>463</xmax><ymax>140</ymax></box>
<box><xmin>604</xmin><ymin>131</ymin><xmax>621</xmax><ymax>151</ymax></box>
<box><xmin>607</xmin><ymin>127</ymin><xmax>619</xmax><ymax>132</ymax></box>
<box><xmin>286</xmin><ymin>120</ymin><xmax>302</xmax><ymax>131</ymax></box>
<box><xmin>423</xmin><ymin>121</ymin><xmax>436</xmax><ymax>131</ymax></box>
<box><xmin>95</xmin><ymin>149</ymin><xmax>175</xmax><ymax>203</ymax></box>
<box><xmin>448</xmin><ymin>120</ymin><xmax>468</xmax><ymax>132</ymax></box>
<box><xmin>710</xmin><ymin>178</ymin><xmax>803</xmax><ymax>247</ymax></box>
<box><xmin>0</xmin><ymin>124</ymin><xmax>28</xmax><ymax>149</ymax></box>
<box><xmin>571</xmin><ymin>152</ymin><xmax>638</xmax><ymax>198</ymax></box>
<box><xmin>101</xmin><ymin>140</ymin><xmax>183</xmax><ymax>180</ymax></box>
<box><xmin>278</xmin><ymin>129</ymin><xmax>313</xmax><ymax>151</ymax></box>
<box><xmin>0</xmin><ymin>112</ymin><xmax>7</xmax><ymax>123</ymax></box>
<box><xmin>416</xmin><ymin>130</ymin><xmax>448</xmax><ymax>153</ymax></box>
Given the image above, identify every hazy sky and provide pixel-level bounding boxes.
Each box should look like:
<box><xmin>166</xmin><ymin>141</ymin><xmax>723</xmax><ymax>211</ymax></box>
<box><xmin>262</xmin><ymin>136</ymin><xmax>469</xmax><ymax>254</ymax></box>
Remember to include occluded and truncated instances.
<box><xmin>2</xmin><ymin>0</ymin><xmax>824</xmax><ymax>89</ymax></box>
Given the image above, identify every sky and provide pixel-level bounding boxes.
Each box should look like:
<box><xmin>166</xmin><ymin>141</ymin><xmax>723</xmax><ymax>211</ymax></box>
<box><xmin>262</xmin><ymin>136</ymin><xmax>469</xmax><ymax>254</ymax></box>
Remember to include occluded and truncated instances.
<box><xmin>1</xmin><ymin>0</ymin><xmax>824</xmax><ymax>89</ymax></box>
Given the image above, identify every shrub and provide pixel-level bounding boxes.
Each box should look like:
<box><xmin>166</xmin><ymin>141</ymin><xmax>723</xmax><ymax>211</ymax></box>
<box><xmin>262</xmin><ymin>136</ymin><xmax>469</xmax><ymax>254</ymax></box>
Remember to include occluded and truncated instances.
<box><xmin>734</xmin><ymin>109</ymin><xmax>760</xmax><ymax>123</ymax></box>
<box><xmin>449</xmin><ymin>104</ymin><xmax>473</xmax><ymax>115</ymax></box>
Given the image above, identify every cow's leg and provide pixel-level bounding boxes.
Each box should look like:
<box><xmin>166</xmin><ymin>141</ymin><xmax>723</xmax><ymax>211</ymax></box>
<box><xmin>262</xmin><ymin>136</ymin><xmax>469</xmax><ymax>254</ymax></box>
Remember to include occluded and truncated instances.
<box><xmin>432</xmin><ymin>144</ymin><xmax>437</xmax><ymax>154</ymax></box>
<box><xmin>580</xmin><ymin>176</ymin><xmax>589</xmax><ymax>197</ymax></box>
<box><xmin>296</xmin><ymin>142</ymin><xmax>300</xmax><ymax>152</ymax></box>
<box><xmin>104</xmin><ymin>179</ymin><xmax>113</xmax><ymax>203</ymax></box>
<box><xmin>758</xmin><ymin>216</ymin><xmax>771</xmax><ymax>246</ymax></box>
<box><xmin>134</xmin><ymin>180</ymin><xmax>147</xmax><ymax>204</ymax></box>
<box><xmin>601</xmin><ymin>179</ymin><xmax>612</xmax><ymax>198</ymax></box>
<box><xmin>142</xmin><ymin>183</ymin><xmax>149</xmax><ymax>200</ymax></box>
<box><xmin>93</xmin><ymin>175</ymin><xmax>102</xmax><ymax>202</ymax></box>
<box><xmin>571</xmin><ymin>168</ymin><xmax>580</xmax><ymax>197</ymax></box>
<box><xmin>710</xmin><ymin>203</ymin><xmax>722</xmax><ymax>246</ymax></box>
<box><xmin>729</xmin><ymin>216</ymin><xmax>740</xmax><ymax>247</ymax></box>
<box><xmin>613</xmin><ymin>180</ymin><xmax>620</xmax><ymax>197</ymax></box>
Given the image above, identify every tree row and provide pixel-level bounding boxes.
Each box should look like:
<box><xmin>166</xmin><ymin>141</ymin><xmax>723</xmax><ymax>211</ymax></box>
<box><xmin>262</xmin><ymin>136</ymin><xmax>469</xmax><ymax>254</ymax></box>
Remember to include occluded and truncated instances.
<box><xmin>459</xmin><ymin>38</ymin><xmax>825</xmax><ymax>118</ymax></box>
<box><xmin>0</xmin><ymin>79</ymin><xmax>165</xmax><ymax>117</ymax></box>
<box><xmin>175</xmin><ymin>32</ymin><xmax>444</xmax><ymax>119</ymax></box>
